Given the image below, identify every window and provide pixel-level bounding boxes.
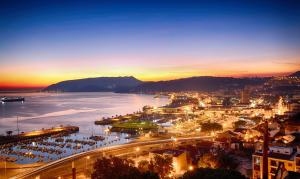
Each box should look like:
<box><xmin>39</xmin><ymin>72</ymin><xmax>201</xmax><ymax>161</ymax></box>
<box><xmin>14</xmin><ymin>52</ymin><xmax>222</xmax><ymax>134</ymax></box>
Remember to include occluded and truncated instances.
<box><xmin>296</xmin><ymin>159</ymin><xmax>300</xmax><ymax>166</ymax></box>
<box><xmin>270</xmin><ymin>167</ymin><xmax>277</xmax><ymax>174</ymax></box>
<box><xmin>254</xmin><ymin>157</ymin><xmax>261</xmax><ymax>165</ymax></box>
<box><xmin>270</xmin><ymin>160</ymin><xmax>277</xmax><ymax>167</ymax></box>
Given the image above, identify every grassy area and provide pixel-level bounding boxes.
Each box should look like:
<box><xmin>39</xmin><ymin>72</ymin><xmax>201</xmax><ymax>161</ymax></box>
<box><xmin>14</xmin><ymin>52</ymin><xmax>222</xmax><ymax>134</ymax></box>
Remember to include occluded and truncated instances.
<box><xmin>112</xmin><ymin>120</ymin><xmax>158</xmax><ymax>130</ymax></box>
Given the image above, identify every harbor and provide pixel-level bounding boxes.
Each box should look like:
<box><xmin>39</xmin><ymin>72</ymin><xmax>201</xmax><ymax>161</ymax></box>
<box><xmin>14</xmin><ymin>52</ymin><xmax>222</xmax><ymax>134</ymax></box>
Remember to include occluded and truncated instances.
<box><xmin>0</xmin><ymin>125</ymin><xmax>132</xmax><ymax>164</ymax></box>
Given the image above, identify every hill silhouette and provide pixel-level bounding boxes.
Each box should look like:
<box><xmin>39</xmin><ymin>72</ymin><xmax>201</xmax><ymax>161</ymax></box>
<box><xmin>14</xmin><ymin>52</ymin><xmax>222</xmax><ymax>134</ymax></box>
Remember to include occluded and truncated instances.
<box><xmin>133</xmin><ymin>76</ymin><xmax>269</xmax><ymax>92</ymax></box>
<box><xmin>44</xmin><ymin>76</ymin><xmax>142</xmax><ymax>92</ymax></box>
<box><xmin>289</xmin><ymin>71</ymin><xmax>300</xmax><ymax>77</ymax></box>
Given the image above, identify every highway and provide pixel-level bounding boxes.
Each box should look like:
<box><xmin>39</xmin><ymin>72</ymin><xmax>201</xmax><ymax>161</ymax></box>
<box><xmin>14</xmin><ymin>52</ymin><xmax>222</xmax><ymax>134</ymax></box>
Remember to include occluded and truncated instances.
<box><xmin>12</xmin><ymin>136</ymin><xmax>211</xmax><ymax>179</ymax></box>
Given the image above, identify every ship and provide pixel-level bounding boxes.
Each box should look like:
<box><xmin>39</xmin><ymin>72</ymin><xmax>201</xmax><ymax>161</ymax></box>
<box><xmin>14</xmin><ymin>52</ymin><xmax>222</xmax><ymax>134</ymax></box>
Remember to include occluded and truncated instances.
<box><xmin>1</xmin><ymin>97</ymin><xmax>25</xmax><ymax>103</ymax></box>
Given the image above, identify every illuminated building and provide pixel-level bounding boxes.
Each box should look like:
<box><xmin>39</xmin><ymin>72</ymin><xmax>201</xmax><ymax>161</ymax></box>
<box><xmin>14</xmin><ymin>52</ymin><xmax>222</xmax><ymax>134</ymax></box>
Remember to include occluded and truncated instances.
<box><xmin>252</xmin><ymin>146</ymin><xmax>300</xmax><ymax>179</ymax></box>
<box><xmin>240</xmin><ymin>89</ymin><xmax>250</xmax><ymax>104</ymax></box>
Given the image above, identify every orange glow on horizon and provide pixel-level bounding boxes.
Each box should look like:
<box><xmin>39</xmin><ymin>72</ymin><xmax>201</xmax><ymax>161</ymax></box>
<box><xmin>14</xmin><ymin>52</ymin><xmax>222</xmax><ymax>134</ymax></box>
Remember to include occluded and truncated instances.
<box><xmin>1</xmin><ymin>56</ymin><xmax>299</xmax><ymax>89</ymax></box>
<box><xmin>0</xmin><ymin>70</ymin><xmax>297</xmax><ymax>89</ymax></box>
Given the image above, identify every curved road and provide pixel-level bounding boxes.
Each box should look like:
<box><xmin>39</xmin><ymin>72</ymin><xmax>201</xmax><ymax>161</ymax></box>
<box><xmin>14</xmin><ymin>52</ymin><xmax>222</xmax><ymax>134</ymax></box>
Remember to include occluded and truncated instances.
<box><xmin>12</xmin><ymin>136</ymin><xmax>211</xmax><ymax>179</ymax></box>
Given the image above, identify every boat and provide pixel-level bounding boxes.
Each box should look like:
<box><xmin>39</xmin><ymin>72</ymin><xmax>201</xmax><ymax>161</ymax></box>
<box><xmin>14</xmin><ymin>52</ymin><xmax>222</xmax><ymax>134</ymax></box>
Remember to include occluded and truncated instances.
<box><xmin>1</xmin><ymin>97</ymin><xmax>25</xmax><ymax>103</ymax></box>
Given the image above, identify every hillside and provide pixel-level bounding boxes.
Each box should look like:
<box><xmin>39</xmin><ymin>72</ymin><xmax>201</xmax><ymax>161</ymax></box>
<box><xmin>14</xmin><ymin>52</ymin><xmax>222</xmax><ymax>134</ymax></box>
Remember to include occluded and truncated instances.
<box><xmin>44</xmin><ymin>76</ymin><xmax>271</xmax><ymax>93</ymax></box>
<box><xmin>289</xmin><ymin>71</ymin><xmax>300</xmax><ymax>77</ymax></box>
<box><xmin>133</xmin><ymin>76</ymin><xmax>269</xmax><ymax>92</ymax></box>
<box><xmin>43</xmin><ymin>76</ymin><xmax>142</xmax><ymax>92</ymax></box>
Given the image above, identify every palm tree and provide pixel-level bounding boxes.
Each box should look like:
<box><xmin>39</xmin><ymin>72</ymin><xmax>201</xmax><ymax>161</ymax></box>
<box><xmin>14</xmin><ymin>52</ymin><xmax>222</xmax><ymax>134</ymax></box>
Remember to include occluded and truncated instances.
<box><xmin>6</xmin><ymin>131</ymin><xmax>13</xmax><ymax>136</ymax></box>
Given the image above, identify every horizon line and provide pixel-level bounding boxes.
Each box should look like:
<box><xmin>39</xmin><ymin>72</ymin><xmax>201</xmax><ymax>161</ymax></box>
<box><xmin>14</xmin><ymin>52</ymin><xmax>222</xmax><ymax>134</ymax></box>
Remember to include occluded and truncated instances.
<box><xmin>1</xmin><ymin>70</ymin><xmax>297</xmax><ymax>90</ymax></box>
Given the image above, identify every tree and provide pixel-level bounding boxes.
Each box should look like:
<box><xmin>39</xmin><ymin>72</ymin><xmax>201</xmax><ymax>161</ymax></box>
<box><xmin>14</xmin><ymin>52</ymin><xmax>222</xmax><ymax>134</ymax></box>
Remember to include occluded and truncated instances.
<box><xmin>200</xmin><ymin>122</ymin><xmax>223</xmax><ymax>133</ymax></box>
<box><xmin>149</xmin><ymin>154</ymin><xmax>173</xmax><ymax>178</ymax></box>
<box><xmin>138</xmin><ymin>160</ymin><xmax>150</xmax><ymax>172</ymax></box>
<box><xmin>92</xmin><ymin>156</ymin><xmax>158</xmax><ymax>179</ymax></box>
<box><xmin>6</xmin><ymin>131</ymin><xmax>13</xmax><ymax>136</ymax></box>
<box><xmin>140</xmin><ymin>171</ymin><xmax>159</xmax><ymax>179</ymax></box>
<box><xmin>198</xmin><ymin>153</ymin><xmax>218</xmax><ymax>169</ymax></box>
<box><xmin>218</xmin><ymin>153</ymin><xmax>239</xmax><ymax>170</ymax></box>
<box><xmin>92</xmin><ymin>156</ymin><xmax>136</xmax><ymax>179</ymax></box>
<box><xmin>233</xmin><ymin>120</ymin><xmax>247</xmax><ymax>129</ymax></box>
<box><xmin>222</xmin><ymin>97</ymin><xmax>232</xmax><ymax>107</ymax></box>
<box><xmin>182</xmin><ymin>168</ymin><xmax>246</xmax><ymax>179</ymax></box>
<box><xmin>198</xmin><ymin>152</ymin><xmax>239</xmax><ymax>170</ymax></box>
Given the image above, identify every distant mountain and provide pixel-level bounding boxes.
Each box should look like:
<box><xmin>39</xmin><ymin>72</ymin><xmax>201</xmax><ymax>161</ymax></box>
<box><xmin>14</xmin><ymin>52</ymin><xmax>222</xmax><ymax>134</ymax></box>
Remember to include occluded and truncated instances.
<box><xmin>44</xmin><ymin>76</ymin><xmax>270</xmax><ymax>93</ymax></box>
<box><xmin>133</xmin><ymin>76</ymin><xmax>269</xmax><ymax>92</ymax></box>
<box><xmin>43</xmin><ymin>76</ymin><xmax>142</xmax><ymax>92</ymax></box>
<box><xmin>289</xmin><ymin>71</ymin><xmax>300</xmax><ymax>77</ymax></box>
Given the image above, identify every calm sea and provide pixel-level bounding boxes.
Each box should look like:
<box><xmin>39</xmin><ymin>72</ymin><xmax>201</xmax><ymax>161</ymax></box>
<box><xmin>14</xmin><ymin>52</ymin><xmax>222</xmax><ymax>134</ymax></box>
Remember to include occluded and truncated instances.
<box><xmin>0</xmin><ymin>92</ymin><xmax>169</xmax><ymax>135</ymax></box>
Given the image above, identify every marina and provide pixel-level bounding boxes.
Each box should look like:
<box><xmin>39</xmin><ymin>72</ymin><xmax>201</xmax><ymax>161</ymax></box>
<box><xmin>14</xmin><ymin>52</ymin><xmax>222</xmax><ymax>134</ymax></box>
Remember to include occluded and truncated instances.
<box><xmin>0</xmin><ymin>127</ymin><xmax>132</xmax><ymax>164</ymax></box>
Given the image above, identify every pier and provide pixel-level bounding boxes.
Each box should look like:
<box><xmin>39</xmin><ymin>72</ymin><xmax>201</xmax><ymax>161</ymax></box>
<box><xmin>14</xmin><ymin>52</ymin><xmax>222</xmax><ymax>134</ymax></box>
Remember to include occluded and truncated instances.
<box><xmin>0</xmin><ymin>126</ymin><xmax>79</xmax><ymax>145</ymax></box>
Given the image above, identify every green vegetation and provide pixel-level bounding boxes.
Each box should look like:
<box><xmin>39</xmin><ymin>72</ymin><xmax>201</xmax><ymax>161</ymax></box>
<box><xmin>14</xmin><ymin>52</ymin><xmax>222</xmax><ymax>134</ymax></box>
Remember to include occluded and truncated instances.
<box><xmin>94</xmin><ymin>120</ymin><xmax>114</xmax><ymax>125</ymax></box>
<box><xmin>92</xmin><ymin>156</ymin><xmax>159</xmax><ymax>179</ymax></box>
<box><xmin>138</xmin><ymin>154</ymin><xmax>173</xmax><ymax>179</ymax></box>
<box><xmin>200</xmin><ymin>122</ymin><xmax>223</xmax><ymax>133</ymax></box>
<box><xmin>146</xmin><ymin>154</ymin><xmax>173</xmax><ymax>178</ymax></box>
<box><xmin>198</xmin><ymin>153</ymin><xmax>219</xmax><ymax>168</ymax></box>
<box><xmin>110</xmin><ymin>120</ymin><xmax>158</xmax><ymax>134</ymax></box>
<box><xmin>198</xmin><ymin>151</ymin><xmax>239</xmax><ymax>170</ymax></box>
<box><xmin>182</xmin><ymin>168</ymin><xmax>246</xmax><ymax>179</ymax></box>
<box><xmin>92</xmin><ymin>156</ymin><xmax>172</xmax><ymax>179</ymax></box>
<box><xmin>233</xmin><ymin>120</ymin><xmax>247</xmax><ymax>129</ymax></box>
<box><xmin>250</xmin><ymin>117</ymin><xmax>262</xmax><ymax>125</ymax></box>
<box><xmin>112</xmin><ymin>120</ymin><xmax>157</xmax><ymax>130</ymax></box>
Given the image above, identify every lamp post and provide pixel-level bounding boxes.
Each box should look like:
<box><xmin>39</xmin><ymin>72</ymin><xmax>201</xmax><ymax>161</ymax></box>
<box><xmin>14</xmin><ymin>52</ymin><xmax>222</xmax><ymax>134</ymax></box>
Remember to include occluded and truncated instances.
<box><xmin>72</xmin><ymin>161</ymin><xmax>76</xmax><ymax>179</ymax></box>
<box><xmin>85</xmin><ymin>156</ymin><xmax>90</xmax><ymax>176</ymax></box>
<box><xmin>4</xmin><ymin>160</ymin><xmax>7</xmax><ymax>179</ymax></box>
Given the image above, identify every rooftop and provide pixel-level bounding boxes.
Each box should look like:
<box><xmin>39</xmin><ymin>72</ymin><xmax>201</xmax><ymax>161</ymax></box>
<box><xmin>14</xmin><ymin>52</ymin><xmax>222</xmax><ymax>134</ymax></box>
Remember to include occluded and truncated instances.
<box><xmin>254</xmin><ymin>151</ymin><xmax>296</xmax><ymax>161</ymax></box>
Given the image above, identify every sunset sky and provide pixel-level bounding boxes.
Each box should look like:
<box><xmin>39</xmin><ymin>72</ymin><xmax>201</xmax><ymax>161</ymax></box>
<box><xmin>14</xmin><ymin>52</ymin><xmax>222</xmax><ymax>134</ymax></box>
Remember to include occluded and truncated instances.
<box><xmin>1</xmin><ymin>0</ymin><xmax>300</xmax><ymax>88</ymax></box>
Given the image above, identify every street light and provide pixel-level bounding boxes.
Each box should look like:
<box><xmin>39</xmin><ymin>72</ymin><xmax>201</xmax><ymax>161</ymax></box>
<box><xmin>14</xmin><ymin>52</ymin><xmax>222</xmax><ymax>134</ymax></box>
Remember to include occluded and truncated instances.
<box><xmin>171</xmin><ymin>137</ymin><xmax>177</xmax><ymax>148</ymax></box>
<box><xmin>171</xmin><ymin>136</ymin><xmax>177</xmax><ymax>142</ymax></box>
<box><xmin>189</xmin><ymin>165</ymin><xmax>194</xmax><ymax>171</ymax></box>
<box><xmin>135</xmin><ymin>147</ymin><xmax>140</xmax><ymax>152</ymax></box>
<box><xmin>135</xmin><ymin>147</ymin><xmax>140</xmax><ymax>158</ymax></box>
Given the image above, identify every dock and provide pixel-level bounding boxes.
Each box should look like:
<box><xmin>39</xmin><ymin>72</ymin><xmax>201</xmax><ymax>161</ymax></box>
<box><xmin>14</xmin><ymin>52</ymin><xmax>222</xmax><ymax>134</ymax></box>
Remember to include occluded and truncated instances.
<box><xmin>0</xmin><ymin>126</ymin><xmax>79</xmax><ymax>145</ymax></box>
